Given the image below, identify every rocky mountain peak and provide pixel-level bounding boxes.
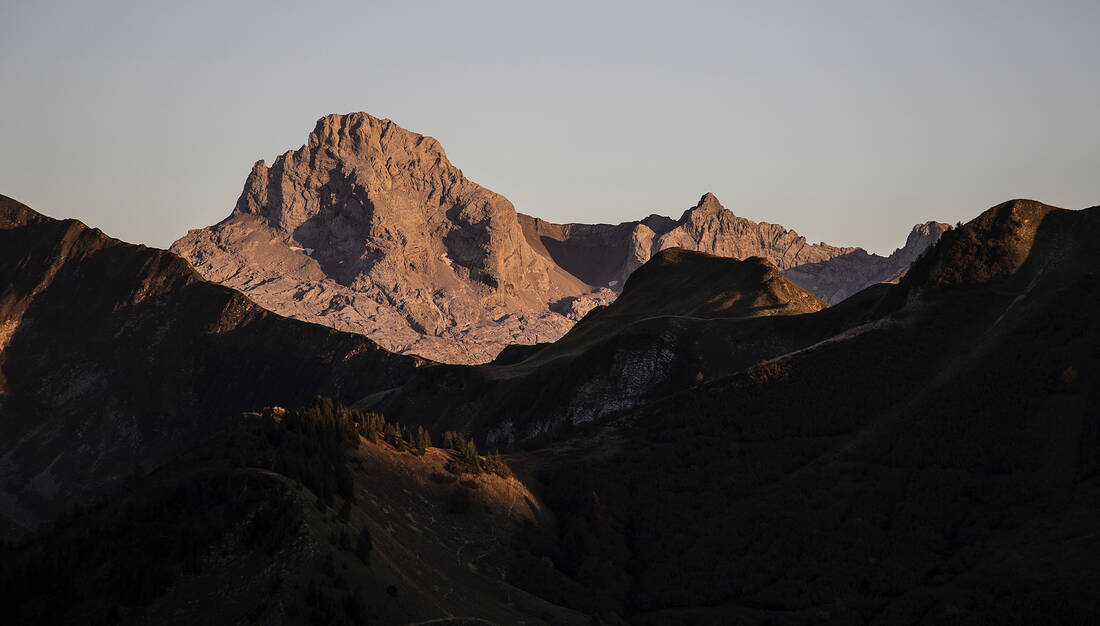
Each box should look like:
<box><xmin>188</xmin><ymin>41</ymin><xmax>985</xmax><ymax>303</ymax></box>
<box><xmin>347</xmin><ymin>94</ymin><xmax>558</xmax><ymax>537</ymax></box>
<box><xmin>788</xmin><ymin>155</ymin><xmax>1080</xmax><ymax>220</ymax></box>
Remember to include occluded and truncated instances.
<box><xmin>231</xmin><ymin>112</ymin><xmax>480</xmax><ymax>234</ymax></box>
<box><xmin>174</xmin><ymin>113</ymin><xmax>596</xmax><ymax>364</ymax></box>
<box><xmin>682</xmin><ymin>192</ymin><xmax>725</xmax><ymax>217</ymax></box>
<box><xmin>174</xmin><ymin>113</ymin><xmax>948</xmax><ymax>363</ymax></box>
<box><xmin>891</xmin><ymin>221</ymin><xmax>953</xmax><ymax>267</ymax></box>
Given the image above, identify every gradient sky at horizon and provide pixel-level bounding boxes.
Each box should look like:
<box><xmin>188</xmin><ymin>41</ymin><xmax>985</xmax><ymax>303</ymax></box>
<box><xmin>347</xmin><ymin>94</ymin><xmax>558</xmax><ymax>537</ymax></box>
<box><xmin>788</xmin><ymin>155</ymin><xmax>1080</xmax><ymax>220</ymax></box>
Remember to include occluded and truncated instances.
<box><xmin>2</xmin><ymin>0</ymin><xmax>1098</xmax><ymax>254</ymax></box>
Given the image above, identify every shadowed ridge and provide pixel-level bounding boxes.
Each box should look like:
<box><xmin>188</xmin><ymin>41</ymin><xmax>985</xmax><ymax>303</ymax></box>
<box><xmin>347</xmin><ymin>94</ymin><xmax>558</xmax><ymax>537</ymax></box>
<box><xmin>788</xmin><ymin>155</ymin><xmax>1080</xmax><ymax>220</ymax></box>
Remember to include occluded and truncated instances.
<box><xmin>541</xmin><ymin>249</ymin><xmax>827</xmax><ymax>370</ymax></box>
<box><xmin>923</xmin><ymin>198</ymin><xmax>1063</xmax><ymax>287</ymax></box>
<box><xmin>882</xmin><ymin>199</ymin><xmax>1079</xmax><ymax>313</ymax></box>
<box><xmin>363</xmin><ymin>246</ymin><xmax>853</xmax><ymax>447</ymax></box>
<box><xmin>500</xmin><ymin>197</ymin><xmax>1100</xmax><ymax>623</ymax></box>
<box><xmin>0</xmin><ymin>194</ymin><xmax>50</xmax><ymax>229</ymax></box>
<box><xmin>614</xmin><ymin>247</ymin><xmax>826</xmax><ymax>320</ymax></box>
<box><xmin>0</xmin><ymin>198</ymin><xmax>422</xmax><ymax>537</ymax></box>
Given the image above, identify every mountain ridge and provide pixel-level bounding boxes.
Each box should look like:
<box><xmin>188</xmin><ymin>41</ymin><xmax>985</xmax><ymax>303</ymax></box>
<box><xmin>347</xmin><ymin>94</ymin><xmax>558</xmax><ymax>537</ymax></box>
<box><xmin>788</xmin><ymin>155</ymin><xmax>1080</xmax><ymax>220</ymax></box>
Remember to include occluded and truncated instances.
<box><xmin>173</xmin><ymin>112</ymin><xmax>948</xmax><ymax>363</ymax></box>
<box><xmin>0</xmin><ymin>195</ymin><xmax>422</xmax><ymax>537</ymax></box>
<box><xmin>359</xmin><ymin>249</ymin><xmax>852</xmax><ymax>446</ymax></box>
<box><xmin>2</xmin><ymin>193</ymin><xmax>1096</xmax><ymax>624</ymax></box>
<box><xmin>425</xmin><ymin>198</ymin><xmax>1100</xmax><ymax>623</ymax></box>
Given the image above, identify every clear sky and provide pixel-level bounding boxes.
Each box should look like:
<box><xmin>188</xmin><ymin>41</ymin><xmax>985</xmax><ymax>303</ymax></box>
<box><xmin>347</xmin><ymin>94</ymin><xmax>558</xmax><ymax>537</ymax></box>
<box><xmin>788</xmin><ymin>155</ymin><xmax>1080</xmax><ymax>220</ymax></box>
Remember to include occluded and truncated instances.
<box><xmin>2</xmin><ymin>1</ymin><xmax>1097</xmax><ymax>254</ymax></box>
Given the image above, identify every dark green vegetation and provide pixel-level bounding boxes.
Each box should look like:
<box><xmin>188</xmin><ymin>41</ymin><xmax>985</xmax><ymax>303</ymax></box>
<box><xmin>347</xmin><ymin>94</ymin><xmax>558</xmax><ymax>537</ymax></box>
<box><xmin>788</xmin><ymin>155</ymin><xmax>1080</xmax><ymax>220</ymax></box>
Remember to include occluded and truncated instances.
<box><xmin>0</xmin><ymin>195</ymin><xmax>421</xmax><ymax>536</ymax></box>
<box><xmin>504</xmin><ymin>200</ymin><xmax>1100</xmax><ymax>624</ymax></box>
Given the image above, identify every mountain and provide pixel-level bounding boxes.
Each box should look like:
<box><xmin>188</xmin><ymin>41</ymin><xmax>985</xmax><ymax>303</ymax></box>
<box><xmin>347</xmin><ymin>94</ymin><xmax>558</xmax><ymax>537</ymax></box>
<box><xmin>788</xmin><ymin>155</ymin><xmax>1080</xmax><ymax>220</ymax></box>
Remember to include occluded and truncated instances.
<box><xmin>2</xmin><ymin>193</ymin><xmax>1096</xmax><ymax>624</ymax></box>
<box><xmin>0</xmin><ymin>195</ymin><xmax>421</xmax><ymax>537</ymax></box>
<box><xmin>171</xmin><ymin>113</ymin><xmax>606</xmax><ymax>366</ymax></box>
<box><xmin>492</xmin><ymin>199</ymin><xmax>1100</xmax><ymax>623</ymax></box>
<box><xmin>517</xmin><ymin>192</ymin><xmax>860</xmax><ymax>290</ymax></box>
<box><xmin>173</xmin><ymin>113</ymin><xmax>947</xmax><ymax>364</ymax></box>
<box><xmin>360</xmin><ymin>248</ymin><xmax>878</xmax><ymax>446</ymax></box>
<box><xmin>785</xmin><ymin>220</ymin><xmax>953</xmax><ymax>303</ymax></box>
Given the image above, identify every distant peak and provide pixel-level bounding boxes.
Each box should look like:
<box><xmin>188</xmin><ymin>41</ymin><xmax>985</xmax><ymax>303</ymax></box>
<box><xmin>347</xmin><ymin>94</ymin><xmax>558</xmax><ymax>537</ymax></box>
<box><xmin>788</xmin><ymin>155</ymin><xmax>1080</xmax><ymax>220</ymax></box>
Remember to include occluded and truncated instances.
<box><xmin>306</xmin><ymin>112</ymin><xmax>442</xmax><ymax>155</ymax></box>
<box><xmin>695</xmin><ymin>192</ymin><xmax>723</xmax><ymax>210</ymax></box>
<box><xmin>639</xmin><ymin>213</ymin><xmax>678</xmax><ymax>234</ymax></box>
<box><xmin>313</xmin><ymin>111</ymin><xmax>386</xmax><ymax>132</ymax></box>
<box><xmin>907</xmin><ymin>221</ymin><xmax>952</xmax><ymax>239</ymax></box>
<box><xmin>677</xmin><ymin>192</ymin><xmax>728</xmax><ymax>223</ymax></box>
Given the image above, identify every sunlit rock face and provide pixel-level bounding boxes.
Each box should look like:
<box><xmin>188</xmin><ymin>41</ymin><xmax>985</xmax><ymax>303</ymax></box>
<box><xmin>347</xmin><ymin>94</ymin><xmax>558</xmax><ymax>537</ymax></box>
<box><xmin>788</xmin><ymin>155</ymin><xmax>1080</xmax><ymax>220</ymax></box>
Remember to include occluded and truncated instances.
<box><xmin>174</xmin><ymin>113</ymin><xmax>946</xmax><ymax>362</ymax></box>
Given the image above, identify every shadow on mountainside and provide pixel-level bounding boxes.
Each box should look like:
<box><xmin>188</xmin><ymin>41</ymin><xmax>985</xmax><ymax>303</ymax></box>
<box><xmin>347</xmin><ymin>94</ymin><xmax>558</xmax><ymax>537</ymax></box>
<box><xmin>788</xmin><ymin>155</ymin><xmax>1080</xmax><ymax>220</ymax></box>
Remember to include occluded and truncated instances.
<box><xmin>503</xmin><ymin>201</ymin><xmax>1100</xmax><ymax>624</ymax></box>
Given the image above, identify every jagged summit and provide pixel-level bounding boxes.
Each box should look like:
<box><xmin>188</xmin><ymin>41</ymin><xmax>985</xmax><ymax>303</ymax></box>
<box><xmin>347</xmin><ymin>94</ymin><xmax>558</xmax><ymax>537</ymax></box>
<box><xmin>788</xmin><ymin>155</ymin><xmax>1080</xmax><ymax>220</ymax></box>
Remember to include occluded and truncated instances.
<box><xmin>175</xmin><ymin>113</ymin><xmax>595</xmax><ymax>364</ymax></box>
<box><xmin>173</xmin><ymin>113</ymin><xmax>946</xmax><ymax>363</ymax></box>
<box><xmin>783</xmin><ymin>219</ymin><xmax>954</xmax><ymax>304</ymax></box>
<box><xmin>682</xmin><ymin>192</ymin><xmax>724</xmax><ymax>215</ymax></box>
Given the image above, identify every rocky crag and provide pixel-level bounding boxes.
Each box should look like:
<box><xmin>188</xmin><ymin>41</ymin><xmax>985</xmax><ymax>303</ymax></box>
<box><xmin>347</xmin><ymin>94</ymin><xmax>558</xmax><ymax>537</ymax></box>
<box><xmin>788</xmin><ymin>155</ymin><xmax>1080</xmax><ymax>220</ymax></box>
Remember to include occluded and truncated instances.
<box><xmin>785</xmin><ymin>220</ymin><xmax>952</xmax><ymax>303</ymax></box>
<box><xmin>173</xmin><ymin>112</ymin><xmax>948</xmax><ymax>363</ymax></box>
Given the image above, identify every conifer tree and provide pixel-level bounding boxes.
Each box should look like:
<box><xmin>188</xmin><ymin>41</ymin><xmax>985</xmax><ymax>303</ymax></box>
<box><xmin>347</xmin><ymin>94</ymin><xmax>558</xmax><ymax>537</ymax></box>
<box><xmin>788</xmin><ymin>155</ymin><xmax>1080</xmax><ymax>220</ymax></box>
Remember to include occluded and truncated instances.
<box><xmin>414</xmin><ymin>426</ymin><xmax>431</xmax><ymax>455</ymax></box>
<box><xmin>462</xmin><ymin>440</ymin><xmax>479</xmax><ymax>470</ymax></box>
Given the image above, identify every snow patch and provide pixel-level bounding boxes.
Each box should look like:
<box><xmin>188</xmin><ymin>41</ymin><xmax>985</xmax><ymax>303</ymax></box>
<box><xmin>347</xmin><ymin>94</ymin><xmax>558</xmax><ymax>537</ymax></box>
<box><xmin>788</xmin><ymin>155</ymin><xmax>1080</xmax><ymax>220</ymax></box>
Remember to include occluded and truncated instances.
<box><xmin>289</xmin><ymin>246</ymin><xmax>315</xmax><ymax>255</ymax></box>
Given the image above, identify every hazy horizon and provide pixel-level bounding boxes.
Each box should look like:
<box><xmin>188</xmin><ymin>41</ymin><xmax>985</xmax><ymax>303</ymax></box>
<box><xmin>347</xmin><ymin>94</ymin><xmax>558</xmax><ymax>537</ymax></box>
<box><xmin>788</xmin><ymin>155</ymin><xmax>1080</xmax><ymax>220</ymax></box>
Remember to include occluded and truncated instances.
<box><xmin>2</xmin><ymin>0</ymin><xmax>1098</xmax><ymax>254</ymax></box>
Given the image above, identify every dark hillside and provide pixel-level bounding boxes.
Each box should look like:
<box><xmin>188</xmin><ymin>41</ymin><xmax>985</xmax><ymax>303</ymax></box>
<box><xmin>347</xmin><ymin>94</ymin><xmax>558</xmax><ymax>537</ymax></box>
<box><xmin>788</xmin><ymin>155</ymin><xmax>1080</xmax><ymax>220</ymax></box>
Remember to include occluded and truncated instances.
<box><xmin>364</xmin><ymin>251</ymin><xmax>855</xmax><ymax>446</ymax></box>
<box><xmin>507</xmin><ymin>202</ymin><xmax>1100</xmax><ymax>624</ymax></box>
<box><xmin>0</xmin><ymin>195</ymin><xmax>422</xmax><ymax>537</ymax></box>
<box><xmin>0</xmin><ymin>399</ymin><xmax>584</xmax><ymax>625</ymax></box>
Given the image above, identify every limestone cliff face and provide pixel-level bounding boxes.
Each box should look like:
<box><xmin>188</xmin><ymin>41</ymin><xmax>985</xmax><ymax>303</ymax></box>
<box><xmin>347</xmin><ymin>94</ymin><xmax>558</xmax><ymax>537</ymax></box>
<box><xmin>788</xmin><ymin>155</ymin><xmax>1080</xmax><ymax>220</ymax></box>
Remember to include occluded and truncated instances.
<box><xmin>174</xmin><ymin>113</ymin><xmax>608</xmax><ymax>364</ymax></box>
<box><xmin>784</xmin><ymin>221</ymin><xmax>952</xmax><ymax>303</ymax></box>
<box><xmin>522</xmin><ymin>193</ymin><xmax>861</xmax><ymax>290</ymax></box>
<box><xmin>522</xmin><ymin>193</ymin><xmax>948</xmax><ymax>305</ymax></box>
<box><xmin>174</xmin><ymin>113</ymin><xmax>946</xmax><ymax>363</ymax></box>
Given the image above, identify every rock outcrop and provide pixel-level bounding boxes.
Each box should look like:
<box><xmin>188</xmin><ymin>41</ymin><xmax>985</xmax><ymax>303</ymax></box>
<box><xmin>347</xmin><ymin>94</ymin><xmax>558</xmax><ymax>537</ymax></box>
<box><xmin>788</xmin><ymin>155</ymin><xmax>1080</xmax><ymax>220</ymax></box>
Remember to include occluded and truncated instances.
<box><xmin>174</xmin><ymin>113</ymin><xmax>948</xmax><ymax>363</ymax></box>
<box><xmin>518</xmin><ymin>192</ymin><xmax>862</xmax><ymax>289</ymax></box>
<box><xmin>784</xmin><ymin>220</ymin><xmax>953</xmax><ymax>303</ymax></box>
